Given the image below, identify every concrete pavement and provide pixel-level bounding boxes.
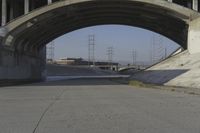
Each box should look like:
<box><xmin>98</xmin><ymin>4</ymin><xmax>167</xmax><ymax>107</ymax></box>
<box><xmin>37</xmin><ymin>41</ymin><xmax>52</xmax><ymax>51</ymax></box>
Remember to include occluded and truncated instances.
<box><xmin>0</xmin><ymin>79</ymin><xmax>200</xmax><ymax>133</ymax></box>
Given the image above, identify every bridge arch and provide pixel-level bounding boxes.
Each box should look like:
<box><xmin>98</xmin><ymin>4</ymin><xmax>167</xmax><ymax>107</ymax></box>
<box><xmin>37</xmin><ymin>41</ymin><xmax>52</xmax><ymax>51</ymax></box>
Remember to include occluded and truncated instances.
<box><xmin>1</xmin><ymin>0</ymin><xmax>200</xmax><ymax>81</ymax></box>
<box><xmin>1</xmin><ymin>0</ymin><xmax>199</xmax><ymax>55</ymax></box>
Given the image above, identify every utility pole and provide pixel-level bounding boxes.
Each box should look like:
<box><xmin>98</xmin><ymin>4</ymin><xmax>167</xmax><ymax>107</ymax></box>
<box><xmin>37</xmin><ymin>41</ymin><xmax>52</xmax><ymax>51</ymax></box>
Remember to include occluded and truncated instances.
<box><xmin>107</xmin><ymin>47</ymin><xmax>114</xmax><ymax>70</ymax></box>
<box><xmin>88</xmin><ymin>34</ymin><xmax>95</xmax><ymax>66</ymax></box>
<box><xmin>47</xmin><ymin>41</ymin><xmax>55</xmax><ymax>63</ymax></box>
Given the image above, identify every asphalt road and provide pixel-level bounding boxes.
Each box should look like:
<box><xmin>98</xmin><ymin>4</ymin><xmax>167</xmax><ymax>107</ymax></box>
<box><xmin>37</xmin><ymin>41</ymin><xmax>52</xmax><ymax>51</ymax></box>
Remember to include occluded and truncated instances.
<box><xmin>0</xmin><ymin>79</ymin><xmax>200</xmax><ymax>133</ymax></box>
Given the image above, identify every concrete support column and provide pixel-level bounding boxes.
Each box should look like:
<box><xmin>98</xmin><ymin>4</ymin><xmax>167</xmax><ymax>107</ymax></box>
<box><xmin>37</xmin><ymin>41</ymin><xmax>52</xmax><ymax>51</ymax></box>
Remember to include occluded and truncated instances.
<box><xmin>1</xmin><ymin>0</ymin><xmax>7</xmax><ymax>26</ymax></box>
<box><xmin>40</xmin><ymin>46</ymin><xmax>47</xmax><ymax>79</ymax></box>
<box><xmin>24</xmin><ymin>0</ymin><xmax>29</xmax><ymax>14</ymax></box>
<box><xmin>193</xmin><ymin>0</ymin><xmax>198</xmax><ymax>11</ymax></box>
<box><xmin>188</xmin><ymin>17</ymin><xmax>200</xmax><ymax>54</ymax></box>
<box><xmin>48</xmin><ymin>0</ymin><xmax>52</xmax><ymax>4</ymax></box>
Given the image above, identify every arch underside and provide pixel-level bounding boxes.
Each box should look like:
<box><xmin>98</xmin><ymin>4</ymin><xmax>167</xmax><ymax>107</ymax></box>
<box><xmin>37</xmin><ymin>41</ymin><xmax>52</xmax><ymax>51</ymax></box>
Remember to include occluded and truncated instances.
<box><xmin>6</xmin><ymin>1</ymin><xmax>189</xmax><ymax>55</ymax></box>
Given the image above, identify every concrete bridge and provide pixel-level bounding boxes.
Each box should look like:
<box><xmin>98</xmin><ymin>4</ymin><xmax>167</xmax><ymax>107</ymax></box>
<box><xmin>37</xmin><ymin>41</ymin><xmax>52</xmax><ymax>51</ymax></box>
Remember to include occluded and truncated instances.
<box><xmin>0</xmin><ymin>0</ymin><xmax>200</xmax><ymax>81</ymax></box>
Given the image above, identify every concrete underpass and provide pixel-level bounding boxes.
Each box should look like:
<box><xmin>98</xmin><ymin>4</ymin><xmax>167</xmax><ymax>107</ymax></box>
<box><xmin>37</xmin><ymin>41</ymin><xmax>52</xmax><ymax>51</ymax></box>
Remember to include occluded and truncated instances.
<box><xmin>0</xmin><ymin>1</ymin><xmax>200</xmax><ymax>132</ymax></box>
<box><xmin>1</xmin><ymin>0</ymin><xmax>200</xmax><ymax>81</ymax></box>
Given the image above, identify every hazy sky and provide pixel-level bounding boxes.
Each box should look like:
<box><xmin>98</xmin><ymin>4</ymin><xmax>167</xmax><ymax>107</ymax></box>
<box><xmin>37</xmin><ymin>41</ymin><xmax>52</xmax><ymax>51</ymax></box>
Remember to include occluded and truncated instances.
<box><xmin>47</xmin><ymin>25</ymin><xmax>180</xmax><ymax>65</ymax></box>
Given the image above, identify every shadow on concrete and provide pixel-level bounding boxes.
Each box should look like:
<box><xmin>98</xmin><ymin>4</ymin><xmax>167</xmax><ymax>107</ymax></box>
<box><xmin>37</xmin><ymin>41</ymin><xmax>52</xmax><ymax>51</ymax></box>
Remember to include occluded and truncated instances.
<box><xmin>24</xmin><ymin>78</ymin><xmax>123</xmax><ymax>87</ymax></box>
<box><xmin>0</xmin><ymin>70</ymin><xmax>189</xmax><ymax>87</ymax></box>
<box><xmin>132</xmin><ymin>69</ymin><xmax>189</xmax><ymax>85</ymax></box>
<box><xmin>27</xmin><ymin>69</ymin><xmax>189</xmax><ymax>87</ymax></box>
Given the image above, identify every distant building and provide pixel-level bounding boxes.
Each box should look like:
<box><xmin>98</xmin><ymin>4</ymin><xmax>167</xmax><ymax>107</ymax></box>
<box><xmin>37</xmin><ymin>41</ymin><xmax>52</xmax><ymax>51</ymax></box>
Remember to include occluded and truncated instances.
<box><xmin>52</xmin><ymin>57</ymin><xmax>119</xmax><ymax>71</ymax></box>
<box><xmin>46</xmin><ymin>59</ymin><xmax>54</xmax><ymax>64</ymax></box>
<box><xmin>55</xmin><ymin>58</ymin><xmax>83</xmax><ymax>65</ymax></box>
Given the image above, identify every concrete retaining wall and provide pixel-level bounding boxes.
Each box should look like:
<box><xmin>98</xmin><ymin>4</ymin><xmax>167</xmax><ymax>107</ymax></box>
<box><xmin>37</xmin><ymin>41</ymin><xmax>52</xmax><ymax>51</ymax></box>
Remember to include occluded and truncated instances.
<box><xmin>0</xmin><ymin>48</ymin><xmax>46</xmax><ymax>81</ymax></box>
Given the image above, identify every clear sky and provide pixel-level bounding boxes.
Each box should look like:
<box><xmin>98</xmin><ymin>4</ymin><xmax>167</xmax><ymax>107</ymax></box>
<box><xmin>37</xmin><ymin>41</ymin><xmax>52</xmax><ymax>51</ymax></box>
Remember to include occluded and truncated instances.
<box><xmin>47</xmin><ymin>25</ymin><xmax>180</xmax><ymax>65</ymax></box>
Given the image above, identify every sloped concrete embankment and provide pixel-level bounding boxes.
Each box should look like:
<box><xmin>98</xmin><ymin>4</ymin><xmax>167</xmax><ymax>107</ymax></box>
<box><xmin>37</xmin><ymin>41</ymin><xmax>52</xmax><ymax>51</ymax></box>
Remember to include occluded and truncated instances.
<box><xmin>131</xmin><ymin>51</ymin><xmax>200</xmax><ymax>89</ymax></box>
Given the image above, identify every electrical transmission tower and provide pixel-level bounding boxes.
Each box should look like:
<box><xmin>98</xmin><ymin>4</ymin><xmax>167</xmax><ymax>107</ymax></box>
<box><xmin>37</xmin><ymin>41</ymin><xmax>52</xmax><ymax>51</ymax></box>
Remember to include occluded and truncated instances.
<box><xmin>107</xmin><ymin>47</ymin><xmax>114</xmax><ymax>69</ymax></box>
<box><xmin>88</xmin><ymin>34</ymin><xmax>95</xmax><ymax>66</ymax></box>
<box><xmin>132</xmin><ymin>49</ymin><xmax>137</xmax><ymax>66</ymax></box>
<box><xmin>47</xmin><ymin>41</ymin><xmax>55</xmax><ymax>63</ymax></box>
<box><xmin>151</xmin><ymin>34</ymin><xmax>166</xmax><ymax>64</ymax></box>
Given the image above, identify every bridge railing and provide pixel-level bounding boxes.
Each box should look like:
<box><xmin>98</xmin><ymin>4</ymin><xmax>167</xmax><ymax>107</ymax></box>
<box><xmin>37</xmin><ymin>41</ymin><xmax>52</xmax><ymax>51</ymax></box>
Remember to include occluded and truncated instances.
<box><xmin>0</xmin><ymin>0</ymin><xmax>199</xmax><ymax>26</ymax></box>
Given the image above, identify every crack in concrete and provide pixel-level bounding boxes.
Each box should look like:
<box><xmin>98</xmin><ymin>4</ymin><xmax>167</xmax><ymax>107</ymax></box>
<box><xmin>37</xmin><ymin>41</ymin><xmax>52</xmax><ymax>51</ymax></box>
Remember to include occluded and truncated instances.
<box><xmin>32</xmin><ymin>89</ymin><xmax>65</xmax><ymax>133</ymax></box>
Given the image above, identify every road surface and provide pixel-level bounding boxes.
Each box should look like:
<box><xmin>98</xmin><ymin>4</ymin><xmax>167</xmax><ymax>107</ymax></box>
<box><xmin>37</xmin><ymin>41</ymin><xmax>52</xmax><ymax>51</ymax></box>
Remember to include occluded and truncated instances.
<box><xmin>0</xmin><ymin>78</ymin><xmax>200</xmax><ymax>133</ymax></box>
